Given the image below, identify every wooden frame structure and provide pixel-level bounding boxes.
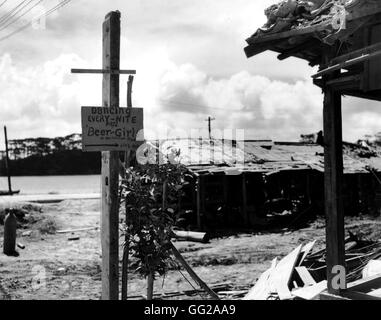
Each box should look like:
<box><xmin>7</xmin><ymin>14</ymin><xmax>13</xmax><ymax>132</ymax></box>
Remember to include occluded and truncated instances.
<box><xmin>244</xmin><ymin>0</ymin><xmax>381</xmax><ymax>298</ymax></box>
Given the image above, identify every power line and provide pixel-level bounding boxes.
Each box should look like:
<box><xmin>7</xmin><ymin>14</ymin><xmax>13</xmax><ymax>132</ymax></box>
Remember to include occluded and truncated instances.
<box><xmin>0</xmin><ymin>0</ymin><xmax>34</xmax><ymax>28</ymax></box>
<box><xmin>0</xmin><ymin>1</ymin><xmax>8</xmax><ymax>9</ymax></box>
<box><xmin>0</xmin><ymin>0</ymin><xmax>28</xmax><ymax>25</ymax></box>
<box><xmin>0</xmin><ymin>0</ymin><xmax>43</xmax><ymax>32</ymax></box>
<box><xmin>0</xmin><ymin>0</ymin><xmax>72</xmax><ymax>42</ymax></box>
<box><xmin>159</xmin><ymin>99</ymin><xmax>233</xmax><ymax>112</ymax></box>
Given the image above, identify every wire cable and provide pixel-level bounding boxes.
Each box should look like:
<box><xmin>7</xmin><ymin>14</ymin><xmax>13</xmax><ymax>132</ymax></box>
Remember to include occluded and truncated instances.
<box><xmin>0</xmin><ymin>0</ymin><xmax>72</xmax><ymax>42</ymax></box>
<box><xmin>0</xmin><ymin>0</ymin><xmax>28</xmax><ymax>25</ymax></box>
<box><xmin>0</xmin><ymin>0</ymin><xmax>8</xmax><ymax>10</ymax></box>
<box><xmin>160</xmin><ymin>98</ymin><xmax>235</xmax><ymax>112</ymax></box>
<box><xmin>0</xmin><ymin>0</ymin><xmax>43</xmax><ymax>32</ymax></box>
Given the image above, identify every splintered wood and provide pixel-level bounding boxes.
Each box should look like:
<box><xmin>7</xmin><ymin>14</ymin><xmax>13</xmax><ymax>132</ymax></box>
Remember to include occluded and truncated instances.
<box><xmin>243</xmin><ymin>238</ymin><xmax>381</xmax><ymax>300</ymax></box>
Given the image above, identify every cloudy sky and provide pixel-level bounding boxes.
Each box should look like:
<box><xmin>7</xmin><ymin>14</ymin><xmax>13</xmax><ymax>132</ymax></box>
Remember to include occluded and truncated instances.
<box><xmin>0</xmin><ymin>0</ymin><xmax>380</xmax><ymax>148</ymax></box>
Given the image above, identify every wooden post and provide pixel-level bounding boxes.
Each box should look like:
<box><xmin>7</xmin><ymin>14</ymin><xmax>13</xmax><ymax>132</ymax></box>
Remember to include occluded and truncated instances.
<box><xmin>127</xmin><ymin>75</ymin><xmax>134</xmax><ymax>108</ymax></box>
<box><xmin>147</xmin><ymin>273</ymin><xmax>154</xmax><ymax>300</ymax></box>
<box><xmin>3</xmin><ymin>126</ymin><xmax>12</xmax><ymax>194</ymax></box>
<box><xmin>242</xmin><ymin>173</ymin><xmax>249</xmax><ymax>226</ymax></box>
<box><xmin>323</xmin><ymin>67</ymin><xmax>346</xmax><ymax>295</ymax></box>
<box><xmin>196</xmin><ymin>176</ymin><xmax>202</xmax><ymax>230</ymax></box>
<box><xmin>121</xmin><ymin>76</ymin><xmax>134</xmax><ymax>301</ymax></box>
<box><xmin>101</xmin><ymin>11</ymin><xmax>121</xmax><ymax>300</ymax></box>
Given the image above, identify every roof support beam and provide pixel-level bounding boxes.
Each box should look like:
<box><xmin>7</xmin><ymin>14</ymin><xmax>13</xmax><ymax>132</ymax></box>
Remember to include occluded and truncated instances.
<box><xmin>277</xmin><ymin>39</ymin><xmax>320</xmax><ymax>61</ymax></box>
<box><xmin>312</xmin><ymin>49</ymin><xmax>381</xmax><ymax>79</ymax></box>
<box><xmin>323</xmin><ymin>64</ymin><xmax>346</xmax><ymax>295</ymax></box>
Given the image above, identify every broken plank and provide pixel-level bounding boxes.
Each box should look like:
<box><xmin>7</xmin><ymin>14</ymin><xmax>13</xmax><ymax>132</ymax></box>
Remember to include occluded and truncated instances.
<box><xmin>319</xmin><ymin>292</ymin><xmax>350</xmax><ymax>300</ymax></box>
<box><xmin>295</xmin><ymin>267</ymin><xmax>316</xmax><ymax>287</ymax></box>
<box><xmin>368</xmin><ymin>288</ymin><xmax>381</xmax><ymax>298</ymax></box>
<box><xmin>169</xmin><ymin>241</ymin><xmax>219</xmax><ymax>300</ymax></box>
<box><xmin>347</xmin><ymin>274</ymin><xmax>381</xmax><ymax>293</ymax></box>
<box><xmin>269</xmin><ymin>245</ymin><xmax>303</xmax><ymax>300</ymax></box>
<box><xmin>243</xmin><ymin>258</ymin><xmax>278</xmax><ymax>300</ymax></box>
<box><xmin>299</xmin><ymin>241</ymin><xmax>316</xmax><ymax>266</ymax></box>
<box><xmin>292</xmin><ymin>281</ymin><xmax>327</xmax><ymax>300</ymax></box>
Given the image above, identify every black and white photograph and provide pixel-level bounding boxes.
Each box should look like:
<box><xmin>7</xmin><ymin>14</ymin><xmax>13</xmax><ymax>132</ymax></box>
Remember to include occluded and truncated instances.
<box><xmin>1</xmin><ymin>0</ymin><xmax>381</xmax><ymax>306</ymax></box>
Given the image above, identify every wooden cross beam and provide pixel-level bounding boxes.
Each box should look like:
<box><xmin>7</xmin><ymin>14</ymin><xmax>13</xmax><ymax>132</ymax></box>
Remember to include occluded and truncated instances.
<box><xmin>71</xmin><ymin>68</ymin><xmax>136</xmax><ymax>75</ymax></box>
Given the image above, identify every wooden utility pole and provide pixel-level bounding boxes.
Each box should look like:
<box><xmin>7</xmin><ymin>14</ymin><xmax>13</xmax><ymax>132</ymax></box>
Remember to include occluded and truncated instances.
<box><xmin>3</xmin><ymin>126</ymin><xmax>12</xmax><ymax>194</ymax></box>
<box><xmin>205</xmin><ymin>116</ymin><xmax>215</xmax><ymax>140</ymax></box>
<box><xmin>71</xmin><ymin>11</ymin><xmax>138</xmax><ymax>300</ymax></box>
<box><xmin>323</xmin><ymin>67</ymin><xmax>346</xmax><ymax>295</ymax></box>
<box><xmin>101</xmin><ymin>11</ymin><xmax>121</xmax><ymax>300</ymax></box>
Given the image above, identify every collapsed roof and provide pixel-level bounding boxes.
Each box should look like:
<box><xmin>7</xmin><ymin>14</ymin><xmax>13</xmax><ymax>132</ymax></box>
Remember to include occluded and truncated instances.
<box><xmin>145</xmin><ymin>139</ymin><xmax>381</xmax><ymax>176</ymax></box>
<box><xmin>245</xmin><ymin>0</ymin><xmax>381</xmax><ymax>65</ymax></box>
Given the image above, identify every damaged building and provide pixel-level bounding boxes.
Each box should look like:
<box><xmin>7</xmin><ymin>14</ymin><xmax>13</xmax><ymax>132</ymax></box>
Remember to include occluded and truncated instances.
<box><xmin>150</xmin><ymin>138</ymin><xmax>381</xmax><ymax>231</ymax></box>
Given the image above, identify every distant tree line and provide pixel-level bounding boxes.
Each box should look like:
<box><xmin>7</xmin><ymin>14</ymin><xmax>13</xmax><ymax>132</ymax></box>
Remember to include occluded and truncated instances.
<box><xmin>0</xmin><ymin>134</ymin><xmax>101</xmax><ymax>176</ymax></box>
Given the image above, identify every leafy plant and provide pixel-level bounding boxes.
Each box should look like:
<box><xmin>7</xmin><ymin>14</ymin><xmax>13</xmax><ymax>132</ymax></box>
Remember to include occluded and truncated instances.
<box><xmin>120</xmin><ymin>162</ymin><xmax>190</xmax><ymax>280</ymax></box>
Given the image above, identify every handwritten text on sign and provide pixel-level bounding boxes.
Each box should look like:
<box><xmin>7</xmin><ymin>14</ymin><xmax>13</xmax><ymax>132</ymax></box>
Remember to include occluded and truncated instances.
<box><xmin>81</xmin><ymin>107</ymin><xmax>144</xmax><ymax>152</ymax></box>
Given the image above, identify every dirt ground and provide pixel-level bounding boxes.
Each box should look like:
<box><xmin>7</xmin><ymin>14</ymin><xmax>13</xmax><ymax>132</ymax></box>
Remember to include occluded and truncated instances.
<box><xmin>0</xmin><ymin>199</ymin><xmax>380</xmax><ymax>300</ymax></box>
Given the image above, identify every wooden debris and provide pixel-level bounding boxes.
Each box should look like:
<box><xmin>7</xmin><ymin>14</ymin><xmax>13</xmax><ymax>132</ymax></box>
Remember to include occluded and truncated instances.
<box><xmin>243</xmin><ymin>258</ymin><xmax>278</xmax><ymax>300</ymax></box>
<box><xmin>269</xmin><ymin>245</ymin><xmax>302</xmax><ymax>300</ymax></box>
<box><xmin>347</xmin><ymin>274</ymin><xmax>381</xmax><ymax>292</ymax></box>
<box><xmin>172</xmin><ymin>230</ymin><xmax>209</xmax><ymax>243</ymax></box>
<box><xmin>169</xmin><ymin>241</ymin><xmax>219</xmax><ymax>300</ymax></box>
<box><xmin>368</xmin><ymin>288</ymin><xmax>381</xmax><ymax>298</ymax></box>
<box><xmin>292</xmin><ymin>280</ymin><xmax>327</xmax><ymax>300</ymax></box>
<box><xmin>57</xmin><ymin>227</ymin><xmax>98</xmax><ymax>234</ymax></box>
<box><xmin>362</xmin><ymin>260</ymin><xmax>381</xmax><ymax>278</ymax></box>
<box><xmin>17</xmin><ymin>243</ymin><xmax>25</xmax><ymax>250</ymax></box>
<box><xmin>295</xmin><ymin>267</ymin><xmax>316</xmax><ymax>286</ymax></box>
<box><xmin>68</xmin><ymin>236</ymin><xmax>80</xmax><ymax>241</ymax></box>
<box><xmin>299</xmin><ymin>241</ymin><xmax>316</xmax><ymax>266</ymax></box>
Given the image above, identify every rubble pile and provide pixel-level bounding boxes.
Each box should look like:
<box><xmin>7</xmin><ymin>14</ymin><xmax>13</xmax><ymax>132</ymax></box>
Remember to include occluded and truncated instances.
<box><xmin>244</xmin><ymin>233</ymin><xmax>381</xmax><ymax>300</ymax></box>
<box><xmin>251</xmin><ymin>0</ymin><xmax>360</xmax><ymax>40</ymax></box>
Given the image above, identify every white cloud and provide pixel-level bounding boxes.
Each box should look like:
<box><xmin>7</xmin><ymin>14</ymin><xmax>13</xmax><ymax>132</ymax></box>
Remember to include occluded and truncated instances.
<box><xmin>0</xmin><ymin>0</ymin><xmax>379</xmax><ymax>147</ymax></box>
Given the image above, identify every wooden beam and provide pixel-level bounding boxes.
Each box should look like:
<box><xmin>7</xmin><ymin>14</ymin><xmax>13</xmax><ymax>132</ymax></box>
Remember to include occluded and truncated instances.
<box><xmin>312</xmin><ymin>49</ymin><xmax>381</xmax><ymax>79</ymax></box>
<box><xmin>327</xmin><ymin>74</ymin><xmax>361</xmax><ymax>87</ymax></box>
<box><xmin>101</xmin><ymin>11</ymin><xmax>121</xmax><ymax>300</ymax></box>
<box><xmin>342</xmin><ymin>290</ymin><xmax>381</xmax><ymax>300</ymax></box>
<box><xmin>331</xmin><ymin>43</ymin><xmax>381</xmax><ymax>67</ymax></box>
<box><xmin>347</xmin><ymin>274</ymin><xmax>381</xmax><ymax>293</ymax></box>
<box><xmin>323</xmin><ymin>60</ymin><xmax>346</xmax><ymax>295</ymax></box>
<box><xmin>320</xmin><ymin>292</ymin><xmax>350</xmax><ymax>300</ymax></box>
<box><xmin>341</xmin><ymin>89</ymin><xmax>381</xmax><ymax>102</ymax></box>
<box><xmin>277</xmin><ymin>39</ymin><xmax>319</xmax><ymax>61</ymax></box>
<box><xmin>71</xmin><ymin>68</ymin><xmax>136</xmax><ymax>74</ymax></box>
<box><xmin>169</xmin><ymin>241</ymin><xmax>220</xmax><ymax>300</ymax></box>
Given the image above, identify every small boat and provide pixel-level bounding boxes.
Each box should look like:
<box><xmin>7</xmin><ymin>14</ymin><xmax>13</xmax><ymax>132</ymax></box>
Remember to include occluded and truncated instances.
<box><xmin>1</xmin><ymin>126</ymin><xmax>20</xmax><ymax>196</ymax></box>
<box><xmin>0</xmin><ymin>190</ymin><xmax>20</xmax><ymax>196</ymax></box>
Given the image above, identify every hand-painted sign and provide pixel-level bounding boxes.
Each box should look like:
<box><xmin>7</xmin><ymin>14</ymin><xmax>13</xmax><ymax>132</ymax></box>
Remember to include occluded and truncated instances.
<box><xmin>81</xmin><ymin>106</ymin><xmax>144</xmax><ymax>152</ymax></box>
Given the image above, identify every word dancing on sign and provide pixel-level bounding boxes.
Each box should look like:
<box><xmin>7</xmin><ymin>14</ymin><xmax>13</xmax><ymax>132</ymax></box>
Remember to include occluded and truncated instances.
<box><xmin>81</xmin><ymin>106</ymin><xmax>144</xmax><ymax>152</ymax></box>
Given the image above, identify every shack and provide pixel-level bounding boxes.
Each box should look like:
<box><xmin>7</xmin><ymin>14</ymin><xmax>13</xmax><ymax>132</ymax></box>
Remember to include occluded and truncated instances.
<box><xmin>152</xmin><ymin>138</ymin><xmax>381</xmax><ymax>231</ymax></box>
<box><xmin>243</xmin><ymin>0</ymin><xmax>381</xmax><ymax>296</ymax></box>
